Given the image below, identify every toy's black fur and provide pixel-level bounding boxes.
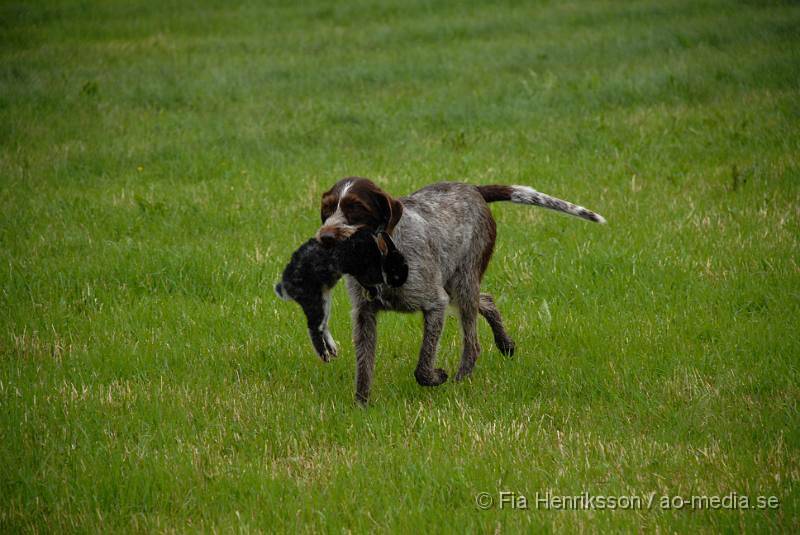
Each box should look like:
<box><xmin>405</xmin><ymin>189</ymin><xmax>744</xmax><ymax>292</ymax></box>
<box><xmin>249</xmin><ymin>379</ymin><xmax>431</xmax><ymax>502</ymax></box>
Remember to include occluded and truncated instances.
<box><xmin>275</xmin><ymin>228</ymin><xmax>408</xmax><ymax>360</ymax></box>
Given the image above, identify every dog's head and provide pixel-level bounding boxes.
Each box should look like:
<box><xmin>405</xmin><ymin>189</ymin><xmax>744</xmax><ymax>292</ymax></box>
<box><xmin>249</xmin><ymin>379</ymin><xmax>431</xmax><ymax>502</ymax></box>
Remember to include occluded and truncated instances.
<box><xmin>317</xmin><ymin>177</ymin><xmax>403</xmax><ymax>245</ymax></box>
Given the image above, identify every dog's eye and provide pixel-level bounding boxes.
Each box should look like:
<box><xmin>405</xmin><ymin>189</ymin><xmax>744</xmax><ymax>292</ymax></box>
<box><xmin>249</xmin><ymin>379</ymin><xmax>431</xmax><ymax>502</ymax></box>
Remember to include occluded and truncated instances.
<box><xmin>346</xmin><ymin>207</ymin><xmax>368</xmax><ymax>221</ymax></box>
<box><xmin>341</xmin><ymin>199</ymin><xmax>376</xmax><ymax>225</ymax></box>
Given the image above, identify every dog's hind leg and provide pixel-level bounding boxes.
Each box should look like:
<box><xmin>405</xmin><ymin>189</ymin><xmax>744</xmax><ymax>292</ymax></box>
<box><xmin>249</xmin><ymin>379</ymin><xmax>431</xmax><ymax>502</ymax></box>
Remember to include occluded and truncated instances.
<box><xmin>479</xmin><ymin>293</ymin><xmax>515</xmax><ymax>356</ymax></box>
<box><xmin>454</xmin><ymin>293</ymin><xmax>481</xmax><ymax>382</ymax></box>
<box><xmin>414</xmin><ymin>294</ymin><xmax>449</xmax><ymax>387</ymax></box>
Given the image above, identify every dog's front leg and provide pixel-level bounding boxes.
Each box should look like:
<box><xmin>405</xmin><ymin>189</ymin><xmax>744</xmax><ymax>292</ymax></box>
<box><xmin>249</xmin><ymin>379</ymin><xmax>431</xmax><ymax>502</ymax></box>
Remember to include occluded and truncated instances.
<box><xmin>352</xmin><ymin>303</ymin><xmax>378</xmax><ymax>404</ymax></box>
<box><xmin>414</xmin><ymin>298</ymin><xmax>449</xmax><ymax>387</ymax></box>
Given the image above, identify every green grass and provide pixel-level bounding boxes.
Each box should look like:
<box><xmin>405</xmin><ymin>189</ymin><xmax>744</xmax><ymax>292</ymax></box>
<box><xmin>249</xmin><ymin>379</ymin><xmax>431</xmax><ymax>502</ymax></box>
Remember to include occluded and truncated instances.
<box><xmin>1</xmin><ymin>0</ymin><xmax>799</xmax><ymax>532</ymax></box>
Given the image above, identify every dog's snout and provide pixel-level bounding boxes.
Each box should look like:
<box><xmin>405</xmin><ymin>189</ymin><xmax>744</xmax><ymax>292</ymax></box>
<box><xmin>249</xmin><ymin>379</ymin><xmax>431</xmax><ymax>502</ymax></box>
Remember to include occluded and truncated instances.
<box><xmin>317</xmin><ymin>226</ymin><xmax>340</xmax><ymax>246</ymax></box>
<box><xmin>319</xmin><ymin>234</ymin><xmax>336</xmax><ymax>246</ymax></box>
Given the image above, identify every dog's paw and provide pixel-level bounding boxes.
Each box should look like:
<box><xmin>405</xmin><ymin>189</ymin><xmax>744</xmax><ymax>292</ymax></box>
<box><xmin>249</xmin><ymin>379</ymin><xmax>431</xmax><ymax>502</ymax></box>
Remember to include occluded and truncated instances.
<box><xmin>496</xmin><ymin>336</ymin><xmax>515</xmax><ymax>357</ymax></box>
<box><xmin>454</xmin><ymin>367</ymin><xmax>473</xmax><ymax>382</ymax></box>
<box><xmin>415</xmin><ymin>367</ymin><xmax>449</xmax><ymax>387</ymax></box>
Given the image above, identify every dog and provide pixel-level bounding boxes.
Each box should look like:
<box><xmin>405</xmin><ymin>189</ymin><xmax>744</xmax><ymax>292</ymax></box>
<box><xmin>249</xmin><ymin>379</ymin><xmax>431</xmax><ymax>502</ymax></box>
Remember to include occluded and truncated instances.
<box><xmin>316</xmin><ymin>177</ymin><xmax>605</xmax><ymax>403</ymax></box>
<box><xmin>275</xmin><ymin>227</ymin><xmax>408</xmax><ymax>361</ymax></box>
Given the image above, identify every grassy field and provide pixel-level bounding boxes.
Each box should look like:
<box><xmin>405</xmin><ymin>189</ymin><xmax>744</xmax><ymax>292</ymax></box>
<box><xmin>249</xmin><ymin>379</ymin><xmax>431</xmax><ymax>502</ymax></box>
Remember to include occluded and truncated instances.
<box><xmin>1</xmin><ymin>0</ymin><xmax>799</xmax><ymax>532</ymax></box>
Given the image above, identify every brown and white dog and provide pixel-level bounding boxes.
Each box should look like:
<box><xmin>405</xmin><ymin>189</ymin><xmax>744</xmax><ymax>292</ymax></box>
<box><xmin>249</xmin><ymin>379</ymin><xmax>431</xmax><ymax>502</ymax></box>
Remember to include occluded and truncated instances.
<box><xmin>316</xmin><ymin>177</ymin><xmax>605</xmax><ymax>403</ymax></box>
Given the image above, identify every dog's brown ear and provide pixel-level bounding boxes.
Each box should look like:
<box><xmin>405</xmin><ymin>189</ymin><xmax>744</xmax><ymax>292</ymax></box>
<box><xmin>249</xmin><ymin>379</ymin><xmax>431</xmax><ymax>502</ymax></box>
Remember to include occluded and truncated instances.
<box><xmin>371</xmin><ymin>190</ymin><xmax>403</xmax><ymax>235</ymax></box>
<box><xmin>386</xmin><ymin>196</ymin><xmax>403</xmax><ymax>235</ymax></box>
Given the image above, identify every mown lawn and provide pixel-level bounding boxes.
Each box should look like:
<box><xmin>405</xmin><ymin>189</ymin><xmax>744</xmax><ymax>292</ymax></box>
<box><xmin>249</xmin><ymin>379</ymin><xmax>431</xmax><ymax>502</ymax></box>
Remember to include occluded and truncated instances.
<box><xmin>1</xmin><ymin>0</ymin><xmax>799</xmax><ymax>532</ymax></box>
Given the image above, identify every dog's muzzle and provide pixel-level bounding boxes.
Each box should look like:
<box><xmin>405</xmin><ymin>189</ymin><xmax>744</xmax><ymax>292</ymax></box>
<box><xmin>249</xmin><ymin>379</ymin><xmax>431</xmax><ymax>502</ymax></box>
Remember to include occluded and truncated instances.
<box><xmin>317</xmin><ymin>224</ymin><xmax>358</xmax><ymax>245</ymax></box>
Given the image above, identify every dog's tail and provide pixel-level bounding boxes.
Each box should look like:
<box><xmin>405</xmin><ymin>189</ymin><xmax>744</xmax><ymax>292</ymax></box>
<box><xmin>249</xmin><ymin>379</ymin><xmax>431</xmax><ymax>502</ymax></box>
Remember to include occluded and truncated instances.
<box><xmin>477</xmin><ymin>184</ymin><xmax>606</xmax><ymax>224</ymax></box>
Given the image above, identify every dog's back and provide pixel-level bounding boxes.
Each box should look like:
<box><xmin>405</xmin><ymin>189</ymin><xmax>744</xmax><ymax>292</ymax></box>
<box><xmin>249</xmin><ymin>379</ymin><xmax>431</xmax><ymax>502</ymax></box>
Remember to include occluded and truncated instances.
<box><xmin>346</xmin><ymin>182</ymin><xmax>495</xmax><ymax>312</ymax></box>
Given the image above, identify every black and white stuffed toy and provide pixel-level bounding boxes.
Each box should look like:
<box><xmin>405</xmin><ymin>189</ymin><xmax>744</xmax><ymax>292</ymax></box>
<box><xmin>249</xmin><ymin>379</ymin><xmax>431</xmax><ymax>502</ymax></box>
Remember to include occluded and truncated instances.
<box><xmin>274</xmin><ymin>228</ymin><xmax>407</xmax><ymax>360</ymax></box>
